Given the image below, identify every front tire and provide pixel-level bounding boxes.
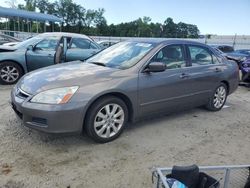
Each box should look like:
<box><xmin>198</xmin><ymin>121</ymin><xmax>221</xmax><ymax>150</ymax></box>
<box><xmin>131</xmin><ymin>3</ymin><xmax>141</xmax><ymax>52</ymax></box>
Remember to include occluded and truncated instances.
<box><xmin>0</xmin><ymin>61</ymin><xmax>23</xmax><ymax>85</ymax></box>
<box><xmin>85</xmin><ymin>96</ymin><xmax>128</xmax><ymax>143</ymax></box>
<box><xmin>206</xmin><ymin>83</ymin><xmax>228</xmax><ymax>111</ymax></box>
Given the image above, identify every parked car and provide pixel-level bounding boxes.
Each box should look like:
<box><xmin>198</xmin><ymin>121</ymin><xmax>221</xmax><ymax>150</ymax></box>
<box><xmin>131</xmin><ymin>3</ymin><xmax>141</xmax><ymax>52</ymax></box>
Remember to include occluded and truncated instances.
<box><xmin>211</xmin><ymin>45</ymin><xmax>248</xmax><ymax>66</ymax></box>
<box><xmin>97</xmin><ymin>40</ymin><xmax>118</xmax><ymax>49</ymax></box>
<box><xmin>224</xmin><ymin>51</ymin><xmax>248</xmax><ymax>65</ymax></box>
<box><xmin>3</xmin><ymin>41</ymin><xmax>20</xmax><ymax>46</ymax></box>
<box><xmin>0</xmin><ymin>32</ymin><xmax>101</xmax><ymax>84</ymax></box>
<box><xmin>235</xmin><ymin>49</ymin><xmax>250</xmax><ymax>56</ymax></box>
<box><xmin>0</xmin><ymin>33</ymin><xmax>21</xmax><ymax>45</ymax></box>
<box><xmin>241</xmin><ymin>58</ymin><xmax>250</xmax><ymax>82</ymax></box>
<box><xmin>11</xmin><ymin>39</ymin><xmax>239</xmax><ymax>143</ymax></box>
<box><xmin>211</xmin><ymin>45</ymin><xmax>234</xmax><ymax>53</ymax></box>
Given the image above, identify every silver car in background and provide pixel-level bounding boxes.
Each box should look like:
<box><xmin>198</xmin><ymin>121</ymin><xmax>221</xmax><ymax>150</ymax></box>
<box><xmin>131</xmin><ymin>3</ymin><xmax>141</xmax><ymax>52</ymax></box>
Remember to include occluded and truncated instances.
<box><xmin>11</xmin><ymin>39</ymin><xmax>239</xmax><ymax>143</ymax></box>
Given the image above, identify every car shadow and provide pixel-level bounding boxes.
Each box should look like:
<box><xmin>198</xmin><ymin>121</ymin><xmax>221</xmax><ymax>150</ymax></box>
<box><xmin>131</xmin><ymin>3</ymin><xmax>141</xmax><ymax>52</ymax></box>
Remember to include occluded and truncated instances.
<box><xmin>10</xmin><ymin>104</ymin><xmax>232</xmax><ymax>148</ymax></box>
<box><xmin>126</xmin><ymin>108</ymin><xmax>201</xmax><ymax>132</ymax></box>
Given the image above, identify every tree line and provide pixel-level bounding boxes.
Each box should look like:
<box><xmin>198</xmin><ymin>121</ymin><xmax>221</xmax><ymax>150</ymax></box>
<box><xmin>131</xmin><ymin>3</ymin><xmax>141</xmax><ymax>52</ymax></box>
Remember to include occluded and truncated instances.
<box><xmin>1</xmin><ymin>0</ymin><xmax>200</xmax><ymax>38</ymax></box>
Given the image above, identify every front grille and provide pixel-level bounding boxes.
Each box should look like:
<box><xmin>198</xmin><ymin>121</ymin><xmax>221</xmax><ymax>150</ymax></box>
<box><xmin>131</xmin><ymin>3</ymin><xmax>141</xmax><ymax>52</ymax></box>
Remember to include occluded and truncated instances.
<box><xmin>32</xmin><ymin>117</ymin><xmax>47</xmax><ymax>125</ymax></box>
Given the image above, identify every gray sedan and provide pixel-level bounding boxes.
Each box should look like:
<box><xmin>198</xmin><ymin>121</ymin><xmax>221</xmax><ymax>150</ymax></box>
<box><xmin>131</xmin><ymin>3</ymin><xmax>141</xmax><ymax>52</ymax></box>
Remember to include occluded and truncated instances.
<box><xmin>11</xmin><ymin>39</ymin><xmax>239</xmax><ymax>143</ymax></box>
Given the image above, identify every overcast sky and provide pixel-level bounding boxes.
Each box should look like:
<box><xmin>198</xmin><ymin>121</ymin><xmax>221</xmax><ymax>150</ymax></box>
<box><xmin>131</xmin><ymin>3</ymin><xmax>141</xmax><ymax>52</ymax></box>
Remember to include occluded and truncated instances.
<box><xmin>2</xmin><ymin>0</ymin><xmax>250</xmax><ymax>35</ymax></box>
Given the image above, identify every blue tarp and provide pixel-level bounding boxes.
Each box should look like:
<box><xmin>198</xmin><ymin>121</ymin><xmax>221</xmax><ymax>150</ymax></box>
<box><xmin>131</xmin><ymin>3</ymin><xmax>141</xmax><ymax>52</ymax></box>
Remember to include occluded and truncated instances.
<box><xmin>0</xmin><ymin>6</ymin><xmax>63</xmax><ymax>22</ymax></box>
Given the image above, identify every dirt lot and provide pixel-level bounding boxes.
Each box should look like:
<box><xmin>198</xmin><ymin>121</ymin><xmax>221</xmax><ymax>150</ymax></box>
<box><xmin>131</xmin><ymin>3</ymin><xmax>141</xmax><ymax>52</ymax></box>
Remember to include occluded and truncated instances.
<box><xmin>0</xmin><ymin>85</ymin><xmax>250</xmax><ymax>188</ymax></box>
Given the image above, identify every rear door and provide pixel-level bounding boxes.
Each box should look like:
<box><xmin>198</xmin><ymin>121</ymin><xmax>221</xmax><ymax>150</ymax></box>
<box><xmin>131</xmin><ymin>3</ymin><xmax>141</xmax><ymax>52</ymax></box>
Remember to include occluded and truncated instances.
<box><xmin>26</xmin><ymin>37</ymin><xmax>59</xmax><ymax>71</ymax></box>
<box><xmin>185</xmin><ymin>44</ymin><xmax>226</xmax><ymax>100</ymax></box>
<box><xmin>65</xmin><ymin>38</ymin><xmax>100</xmax><ymax>61</ymax></box>
<box><xmin>138</xmin><ymin>44</ymin><xmax>198</xmax><ymax>115</ymax></box>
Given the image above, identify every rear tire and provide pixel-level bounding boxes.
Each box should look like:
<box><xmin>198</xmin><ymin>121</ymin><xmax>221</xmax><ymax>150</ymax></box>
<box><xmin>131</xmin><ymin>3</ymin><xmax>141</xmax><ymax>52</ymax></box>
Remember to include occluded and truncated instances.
<box><xmin>206</xmin><ymin>83</ymin><xmax>228</xmax><ymax>111</ymax></box>
<box><xmin>0</xmin><ymin>61</ymin><xmax>23</xmax><ymax>85</ymax></box>
<box><xmin>242</xmin><ymin>72</ymin><xmax>250</xmax><ymax>82</ymax></box>
<box><xmin>85</xmin><ymin>96</ymin><xmax>128</xmax><ymax>143</ymax></box>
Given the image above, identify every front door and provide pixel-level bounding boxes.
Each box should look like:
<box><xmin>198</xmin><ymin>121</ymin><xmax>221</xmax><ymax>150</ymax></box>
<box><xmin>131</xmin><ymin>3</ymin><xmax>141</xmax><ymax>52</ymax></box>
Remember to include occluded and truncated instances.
<box><xmin>26</xmin><ymin>38</ymin><xmax>59</xmax><ymax>71</ymax></box>
<box><xmin>138</xmin><ymin>44</ymin><xmax>196</xmax><ymax>116</ymax></box>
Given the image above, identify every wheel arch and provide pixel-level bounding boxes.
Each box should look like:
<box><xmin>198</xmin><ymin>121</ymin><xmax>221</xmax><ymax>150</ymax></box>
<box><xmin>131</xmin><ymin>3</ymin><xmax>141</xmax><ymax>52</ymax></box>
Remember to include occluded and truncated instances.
<box><xmin>83</xmin><ymin>92</ymin><xmax>134</xmax><ymax>130</ymax></box>
<box><xmin>0</xmin><ymin>60</ymin><xmax>25</xmax><ymax>75</ymax></box>
<box><xmin>221</xmin><ymin>80</ymin><xmax>230</xmax><ymax>93</ymax></box>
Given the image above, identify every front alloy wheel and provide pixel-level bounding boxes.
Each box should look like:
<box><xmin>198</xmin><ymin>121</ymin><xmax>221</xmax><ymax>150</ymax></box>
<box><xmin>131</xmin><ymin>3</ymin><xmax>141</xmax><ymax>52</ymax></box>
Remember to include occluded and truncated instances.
<box><xmin>0</xmin><ymin>62</ymin><xmax>23</xmax><ymax>85</ymax></box>
<box><xmin>94</xmin><ymin>103</ymin><xmax>125</xmax><ymax>139</ymax></box>
<box><xmin>85</xmin><ymin>96</ymin><xmax>128</xmax><ymax>143</ymax></box>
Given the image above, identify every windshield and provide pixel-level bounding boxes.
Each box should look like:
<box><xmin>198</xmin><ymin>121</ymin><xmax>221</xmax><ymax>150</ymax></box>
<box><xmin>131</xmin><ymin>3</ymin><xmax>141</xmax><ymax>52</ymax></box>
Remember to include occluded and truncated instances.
<box><xmin>15</xmin><ymin>36</ymin><xmax>43</xmax><ymax>49</ymax></box>
<box><xmin>85</xmin><ymin>41</ymin><xmax>154</xmax><ymax>69</ymax></box>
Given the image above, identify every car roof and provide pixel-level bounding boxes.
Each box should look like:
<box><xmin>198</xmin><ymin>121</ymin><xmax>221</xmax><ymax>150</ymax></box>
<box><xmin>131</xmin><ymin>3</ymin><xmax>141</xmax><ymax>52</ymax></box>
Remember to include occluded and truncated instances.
<box><xmin>97</xmin><ymin>40</ymin><xmax>118</xmax><ymax>43</ymax></box>
<box><xmin>210</xmin><ymin>44</ymin><xmax>233</xmax><ymax>48</ymax></box>
<box><xmin>38</xmin><ymin>32</ymin><xmax>91</xmax><ymax>39</ymax></box>
<box><xmin>127</xmin><ymin>38</ymin><xmax>209</xmax><ymax>47</ymax></box>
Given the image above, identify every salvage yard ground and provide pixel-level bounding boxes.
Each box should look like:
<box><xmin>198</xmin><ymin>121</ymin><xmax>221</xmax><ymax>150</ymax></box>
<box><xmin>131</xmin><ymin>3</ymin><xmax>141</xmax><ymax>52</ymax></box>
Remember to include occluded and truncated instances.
<box><xmin>0</xmin><ymin>85</ymin><xmax>250</xmax><ymax>188</ymax></box>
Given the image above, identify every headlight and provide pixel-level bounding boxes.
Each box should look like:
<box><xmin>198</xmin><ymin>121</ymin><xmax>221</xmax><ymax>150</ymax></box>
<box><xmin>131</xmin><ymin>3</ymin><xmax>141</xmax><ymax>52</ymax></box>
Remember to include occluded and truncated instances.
<box><xmin>30</xmin><ymin>86</ymin><xmax>79</xmax><ymax>104</ymax></box>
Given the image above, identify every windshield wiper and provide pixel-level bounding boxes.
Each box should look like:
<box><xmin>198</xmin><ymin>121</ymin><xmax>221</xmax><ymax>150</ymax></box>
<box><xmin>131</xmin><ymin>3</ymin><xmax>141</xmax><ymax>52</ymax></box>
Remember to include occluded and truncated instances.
<box><xmin>90</xmin><ymin>62</ymin><xmax>106</xmax><ymax>67</ymax></box>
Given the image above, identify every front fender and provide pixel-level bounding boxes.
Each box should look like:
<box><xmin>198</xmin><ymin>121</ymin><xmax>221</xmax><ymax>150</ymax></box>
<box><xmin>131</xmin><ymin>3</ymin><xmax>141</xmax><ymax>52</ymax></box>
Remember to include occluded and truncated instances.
<box><xmin>0</xmin><ymin>50</ymin><xmax>27</xmax><ymax>73</ymax></box>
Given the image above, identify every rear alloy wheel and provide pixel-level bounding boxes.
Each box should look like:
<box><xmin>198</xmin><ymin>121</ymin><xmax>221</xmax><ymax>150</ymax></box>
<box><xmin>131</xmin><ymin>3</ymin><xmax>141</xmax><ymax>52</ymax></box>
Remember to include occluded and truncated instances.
<box><xmin>0</xmin><ymin>62</ymin><xmax>23</xmax><ymax>85</ymax></box>
<box><xmin>206</xmin><ymin>83</ymin><xmax>228</xmax><ymax>111</ymax></box>
<box><xmin>85</xmin><ymin>96</ymin><xmax>128</xmax><ymax>143</ymax></box>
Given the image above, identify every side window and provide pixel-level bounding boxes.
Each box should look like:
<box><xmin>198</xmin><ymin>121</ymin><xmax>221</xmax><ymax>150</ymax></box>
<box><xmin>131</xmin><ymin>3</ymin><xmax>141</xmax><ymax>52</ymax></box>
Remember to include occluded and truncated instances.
<box><xmin>70</xmin><ymin>38</ymin><xmax>91</xmax><ymax>49</ymax></box>
<box><xmin>35</xmin><ymin>39</ymin><xmax>58</xmax><ymax>50</ymax></box>
<box><xmin>188</xmin><ymin>46</ymin><xmax>214</xmax><ymax>66</ymax></box>
<box><xmin>151</xmin><ymin>45</ymin><xmax>186</xmax><ymax>69</ymax></box>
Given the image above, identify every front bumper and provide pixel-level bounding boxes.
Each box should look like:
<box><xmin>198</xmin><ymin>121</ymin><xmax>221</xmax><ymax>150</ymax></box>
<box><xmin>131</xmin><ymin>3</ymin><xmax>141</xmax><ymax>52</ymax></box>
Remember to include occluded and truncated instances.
<box><xmin>10</xmin><ymin>88</ymin><xmax>86</xmax><ymax>134</ymax></box>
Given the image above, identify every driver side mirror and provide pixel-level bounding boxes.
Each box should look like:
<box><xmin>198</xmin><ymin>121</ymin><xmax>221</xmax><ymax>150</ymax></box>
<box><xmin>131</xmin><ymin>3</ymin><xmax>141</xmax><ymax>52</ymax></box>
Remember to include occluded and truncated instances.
<box><xmin>144</xmin><ymin>62</ymin><xmax>166</xmax><ymax>73</ymax></box>
<box><xmin>27</xmin><ymin>45</ymin><xmax>34</xmax><ymax>51</ymax></box>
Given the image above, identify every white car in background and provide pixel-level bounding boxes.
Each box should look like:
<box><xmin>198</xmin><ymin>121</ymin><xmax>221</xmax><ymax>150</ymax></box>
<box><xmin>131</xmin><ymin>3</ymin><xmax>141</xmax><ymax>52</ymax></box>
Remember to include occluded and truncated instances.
<box><xmin>0</xmin><ymin>34</ymin><xmax>21</xmax><ymax>46</ymax></box>
<box><xmin>3</xmin><ymin>42</ymin><xmax>20</xmax><ymax>46</ymax></box>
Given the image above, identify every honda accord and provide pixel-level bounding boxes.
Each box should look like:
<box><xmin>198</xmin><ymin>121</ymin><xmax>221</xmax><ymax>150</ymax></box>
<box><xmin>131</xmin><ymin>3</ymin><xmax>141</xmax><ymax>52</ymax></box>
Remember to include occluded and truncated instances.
<box><xmin>11</xmin><ymin>39</ymin><xmax>239</xmax><ymax>143</ymax></box>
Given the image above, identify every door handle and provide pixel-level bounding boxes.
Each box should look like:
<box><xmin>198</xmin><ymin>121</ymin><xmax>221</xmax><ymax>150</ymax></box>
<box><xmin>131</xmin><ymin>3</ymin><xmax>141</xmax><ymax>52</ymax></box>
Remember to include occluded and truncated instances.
<box><xmin>180</xmin><ymin>73</ymin><xmax>190</xmax><ymax>79</ymax></box>
<box><xmin>215</xmin><ymin>67</ymin><xmax>222</xmax><ymax>72</ymax></box>
<box><xmin>48</xmin><ymin>54</ymin><xmax>54</xmax><ymax>58</ymax></box>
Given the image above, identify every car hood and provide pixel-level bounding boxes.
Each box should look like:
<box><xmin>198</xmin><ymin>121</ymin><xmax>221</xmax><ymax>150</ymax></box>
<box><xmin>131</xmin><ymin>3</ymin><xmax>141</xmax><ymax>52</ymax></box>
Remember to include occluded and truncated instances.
<box><xmin>226</xmin><ymin>52</ymin><xmax>247</xmax><ymax>59</ymax></box>
<box><xmin>0</xmin><ymin>45</ymin><xmax>17</xmax><ymax>52</ymax></box>
<box><xmin>18</xmin><ymin>61</ymin><xmax>119</xmax><ymax>94</ymax></box>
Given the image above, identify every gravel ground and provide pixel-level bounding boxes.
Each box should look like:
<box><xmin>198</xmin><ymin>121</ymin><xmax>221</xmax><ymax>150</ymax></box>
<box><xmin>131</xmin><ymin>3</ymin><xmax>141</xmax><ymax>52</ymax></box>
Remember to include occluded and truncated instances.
<box><xmin>0</xmin><ymin>85</ymin><xmax>250</xmax><ymax>188</ymax></box>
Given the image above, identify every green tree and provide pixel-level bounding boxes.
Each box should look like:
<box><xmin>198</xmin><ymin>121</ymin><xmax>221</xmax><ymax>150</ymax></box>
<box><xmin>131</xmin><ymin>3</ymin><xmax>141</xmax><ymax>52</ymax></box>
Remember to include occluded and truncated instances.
<box><xmin>14</xmin><ymin>0</ymin><xmax>200</xmax><ymax>38</ymax></box>
<box><xmin>163</xmin><ymin>17</ymin><xmax>177</xmax><ymax>37</ymax></box>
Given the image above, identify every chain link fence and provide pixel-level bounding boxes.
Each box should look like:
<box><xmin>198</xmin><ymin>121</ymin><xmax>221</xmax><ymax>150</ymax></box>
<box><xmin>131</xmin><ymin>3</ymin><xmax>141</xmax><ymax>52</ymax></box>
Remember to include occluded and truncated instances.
<box><xmin>1</xmin><ymin>30</ymin><xmax>250</xmax><ymax>49</ymax></box>
<box><xmin>92</xmin><ymin>35</ymin><xmax>250</xmax><ymax>50</ymax></box>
